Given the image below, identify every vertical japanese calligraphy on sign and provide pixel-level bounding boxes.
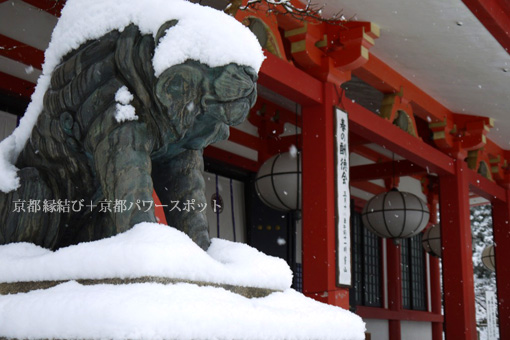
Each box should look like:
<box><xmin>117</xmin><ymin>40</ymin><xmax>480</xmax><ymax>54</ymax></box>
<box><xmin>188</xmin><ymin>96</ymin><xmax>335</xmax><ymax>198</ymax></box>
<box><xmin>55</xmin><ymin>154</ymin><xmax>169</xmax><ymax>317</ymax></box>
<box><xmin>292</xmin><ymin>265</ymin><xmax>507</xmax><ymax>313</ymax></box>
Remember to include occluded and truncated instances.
<box><xmin>335</xmin><ymin>107</ymin><xmax>351</xmax><ymax>287</ymax></box>
<box><xmin>486</xmin><ymin>290</ymin><xmax>499</xmax><ymax>340</ymax></box>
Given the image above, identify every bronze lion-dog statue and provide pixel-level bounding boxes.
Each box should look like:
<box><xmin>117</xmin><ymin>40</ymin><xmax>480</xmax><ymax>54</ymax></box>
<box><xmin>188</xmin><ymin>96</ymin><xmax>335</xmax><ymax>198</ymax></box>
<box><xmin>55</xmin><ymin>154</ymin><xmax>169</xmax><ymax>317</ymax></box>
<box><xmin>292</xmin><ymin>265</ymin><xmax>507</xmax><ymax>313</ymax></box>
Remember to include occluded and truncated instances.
<box><xmin>0</xmin><ymin>21</ymin><xmax>258</xmax><ymax>250</ymax></box>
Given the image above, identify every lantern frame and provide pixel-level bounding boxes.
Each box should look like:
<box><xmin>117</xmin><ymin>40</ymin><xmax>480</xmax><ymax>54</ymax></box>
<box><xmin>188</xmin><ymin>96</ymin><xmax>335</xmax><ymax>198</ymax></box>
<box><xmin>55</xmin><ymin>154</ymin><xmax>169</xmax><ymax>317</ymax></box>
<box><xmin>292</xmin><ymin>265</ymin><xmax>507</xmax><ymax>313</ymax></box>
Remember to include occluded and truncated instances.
<box><xmin>482</xmin><ymin>245</ymin><xmax>496</xmax><ymax>272</ymax></box>
<box><xmin>254</xmin><ymin>151</ymin><xmax>302</xmax><ymax>212</ymax></box>
<box><xmin>361</xmin><ymin>188</ymin><xmax>430</xmax><ymax>240</ymax></box>
<box><xmin>422</xmin><ymin>224</ymin><xmax>441</xmax><ymax>257</ymax></box>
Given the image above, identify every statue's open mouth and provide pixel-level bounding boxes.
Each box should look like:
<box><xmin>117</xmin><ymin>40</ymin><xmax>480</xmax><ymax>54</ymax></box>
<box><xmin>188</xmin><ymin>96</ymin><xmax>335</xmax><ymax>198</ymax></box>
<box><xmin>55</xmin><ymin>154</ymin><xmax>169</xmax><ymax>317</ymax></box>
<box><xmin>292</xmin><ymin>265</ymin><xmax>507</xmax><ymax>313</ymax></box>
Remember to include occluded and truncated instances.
<box><xmin>201</xmin><ymin>96</ymin><xmax>253</xmax><ymax>126</ymax></box>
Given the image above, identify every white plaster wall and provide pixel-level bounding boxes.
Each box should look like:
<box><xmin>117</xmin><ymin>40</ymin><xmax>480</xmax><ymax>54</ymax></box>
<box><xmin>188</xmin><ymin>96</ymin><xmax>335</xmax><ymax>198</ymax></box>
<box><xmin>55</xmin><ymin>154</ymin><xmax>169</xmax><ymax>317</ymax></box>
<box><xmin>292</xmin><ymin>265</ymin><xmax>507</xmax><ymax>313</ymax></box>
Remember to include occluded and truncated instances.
<box><xmin>350</xmin><ymin>152</ymin><xmax>373</xmax><ymax>167</ymax></box>
<box><xmin>364</xmin><ymin>319</ymin><xmax>389</xmax><ymax>340</ymax></box>
<box><xmin>401</xmin><ymin>321</ymin><xmax>432</xmax><ymax>340</ymax></box>
<box><xmin>0</xmin><ymin>110</ymin><xmax>17</xmax><ymax>142</ymax></box>
<box><xmin>203</xmin><ymin>171</ymin><xmax>246</xmax><ymax>243</ymax></box>
<box><xmin>397</xmin><ymin>176</ymin><xmax>427</xmax><ymax>202</ymax></box>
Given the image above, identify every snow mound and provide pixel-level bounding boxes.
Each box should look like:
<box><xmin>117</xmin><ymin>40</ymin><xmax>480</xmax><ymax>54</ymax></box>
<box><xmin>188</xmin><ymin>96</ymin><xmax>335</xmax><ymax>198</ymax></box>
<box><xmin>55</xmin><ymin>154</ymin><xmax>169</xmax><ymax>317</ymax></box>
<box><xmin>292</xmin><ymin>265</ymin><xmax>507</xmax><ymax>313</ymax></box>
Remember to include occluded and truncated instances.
<box><xmin>0</xmin><ymin>282</ymin><xmax>366</xmax><ymax>340</ymax></box>
<box><xmin>0</xmin><ymin>222</ymin><xmax>292</xmax><ymax>291</ymax></box>
<box><xmin>0</xmin><ymin>0</ymin><xmax>264</xmax><ymax>193</ymax></box>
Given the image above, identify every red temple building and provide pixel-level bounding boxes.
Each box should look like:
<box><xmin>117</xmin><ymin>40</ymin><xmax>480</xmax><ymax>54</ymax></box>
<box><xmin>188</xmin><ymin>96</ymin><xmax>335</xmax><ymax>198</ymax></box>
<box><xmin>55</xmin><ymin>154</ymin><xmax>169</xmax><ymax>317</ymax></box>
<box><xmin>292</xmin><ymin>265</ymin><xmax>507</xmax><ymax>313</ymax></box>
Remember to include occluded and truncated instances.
<box><xmin>1</xmin><ymin>0</ymin><xmax>509</xmax><ymax>339</ymax></box>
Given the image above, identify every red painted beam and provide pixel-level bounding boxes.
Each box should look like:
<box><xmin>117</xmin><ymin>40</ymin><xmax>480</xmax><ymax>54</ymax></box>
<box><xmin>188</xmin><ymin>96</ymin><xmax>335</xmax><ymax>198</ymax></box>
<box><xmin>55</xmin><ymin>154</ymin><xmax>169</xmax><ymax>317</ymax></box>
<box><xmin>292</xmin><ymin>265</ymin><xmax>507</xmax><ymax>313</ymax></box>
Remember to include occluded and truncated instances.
<box><xmin>0</xmin><ymin>34</ymin><xmax>44</xmax><ymax>69</ymax></box>
<box><xmin>351</xmin><ymin>181</ymin><xmax>386</xmax><ymax>195</ymax></box>
<box><xmin>21</xmin><ymin>0</ymin><xmax>65</xmax><ymax>17</ymax></box>
<box><xmin>462</xmin><ymin>0</ymin><xmax>510</xmax><ymax>54</ymax></box>
<box><xmin>492</xmin><ymin>189</ymin><xmax>510</xmax><ymax>340</ymax></box>
<box><xmin>349</xmin><ymin>133</ymin><xmax>370</xmax><ymax>147</ymax></box>
<box><xmin>0</xmin><ymin>71</ymin><xmax>35</xmax><ymax>99</ymax></box>
<box><xmin>350</xmin><ymin>160</ymin><xmax>427</xmax><ymax>182</ymax></box>
<box><xmin>203</xmin><ymin>146</ymin><xmax>259</xmax><ymax>173</ymax></box>
<box><xmin>258</xmin><ymin>53</ymin><xmax>323</xmax><ymax>106</ymax></box>
<box><xmin>466</xmin><ymin>167</ymin><xmax>507</xmax><ymax>202</ymax></box>
<box><xmin>228</xmin><ymin>128</ymin><xmax>261</xmax><ymax>151</ymax></box>
<box><xmin>344</xmin><ymin>95</ymin><xmax>455</xmax><ymax>176</ymax></box>
<box><xmin>356</xmin><ymin>306</ymin><xmax>444</xmax><ymax>323</ymax></box>
<box><xmin>351</xmin><ymin>144</ymin><xmax>391</xmax><ymax>163</ymax></box>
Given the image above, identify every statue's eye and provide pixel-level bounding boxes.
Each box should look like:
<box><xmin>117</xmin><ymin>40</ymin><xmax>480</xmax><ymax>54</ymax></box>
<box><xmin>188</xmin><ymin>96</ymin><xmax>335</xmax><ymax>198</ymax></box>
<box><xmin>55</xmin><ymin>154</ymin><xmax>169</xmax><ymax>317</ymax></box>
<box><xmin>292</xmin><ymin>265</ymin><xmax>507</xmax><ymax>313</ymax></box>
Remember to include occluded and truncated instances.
<box><xmin>155</xmin><ymin>65</ymin><xmax>202</xmax><ymax>108</ymax></box>
<box><xmin>168</xmin><ymin>76</ymin><xmax>183</xmax><ymax>93</ymax></box>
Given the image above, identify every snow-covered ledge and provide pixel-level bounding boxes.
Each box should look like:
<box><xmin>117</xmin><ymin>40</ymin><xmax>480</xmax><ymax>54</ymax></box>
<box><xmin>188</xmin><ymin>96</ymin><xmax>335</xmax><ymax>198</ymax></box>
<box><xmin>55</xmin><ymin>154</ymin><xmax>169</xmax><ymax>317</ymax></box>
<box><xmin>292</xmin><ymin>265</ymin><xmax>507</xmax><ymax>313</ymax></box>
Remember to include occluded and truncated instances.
<box><xmin>0</xmin><ymin>223</ymin><xmax>366</xmax><ymax>339</ymax></box>
<box><xmin>0</xmin><ymin>223</ymin><xmax>286</xmax><ymax>298</ymax></box>
<box><xmin>0</xmin><ymin>223</ymin><xmax>292</xmax><ymax>290</ymax></box>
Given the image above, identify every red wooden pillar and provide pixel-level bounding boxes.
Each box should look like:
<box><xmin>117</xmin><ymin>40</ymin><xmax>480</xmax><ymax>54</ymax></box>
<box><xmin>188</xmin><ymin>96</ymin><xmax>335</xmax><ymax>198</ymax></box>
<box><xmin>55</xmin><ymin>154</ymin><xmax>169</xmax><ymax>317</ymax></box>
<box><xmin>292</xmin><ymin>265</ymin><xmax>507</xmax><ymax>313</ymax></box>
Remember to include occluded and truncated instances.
<box><xmin>439</xmin><ymin>160</ymin><xmax>477</xmax><ymax>339</ymax></box>
<box><xmin>430</xmin><ymin>255</ymin><xmax>444</xmax><ymax>340</ymax></box>
<box><xmin>387</xmin><ymin>239</ymin><xmax>402</xmax><ymax>340</ymax></box>
<box><xmin>492</xmin><ymin>189</ymin><xmax>510</xmax><ymax>339</ymax></box>
<box><xmin>301</xmin><ymin>82</ymin><xmax>349</xmax><ymax>308</ymax></box>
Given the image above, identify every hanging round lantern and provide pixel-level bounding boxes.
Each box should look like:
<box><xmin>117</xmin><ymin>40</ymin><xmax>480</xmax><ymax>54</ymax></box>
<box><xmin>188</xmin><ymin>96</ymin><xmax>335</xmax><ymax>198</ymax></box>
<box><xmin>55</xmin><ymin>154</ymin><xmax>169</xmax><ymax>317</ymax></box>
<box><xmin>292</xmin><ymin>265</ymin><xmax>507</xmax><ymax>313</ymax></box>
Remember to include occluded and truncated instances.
<box><xmin>481</xmin><ymin>245</ymin><xmax>496</xmax><ymax>271</ymax></box>
<box><xmin>422</xmin><ymin>224</ymin><xmax>441</xmax><ymax>257</ymax></box>
<box><xmin>254</xmin><ymin>151</ymin><xmax>301</xmax><ymax>212</ymax></box>
<box><xmin>361</xmin><ymin>188</ymin><xmax>429</xmax><ymax>240</ymax></box>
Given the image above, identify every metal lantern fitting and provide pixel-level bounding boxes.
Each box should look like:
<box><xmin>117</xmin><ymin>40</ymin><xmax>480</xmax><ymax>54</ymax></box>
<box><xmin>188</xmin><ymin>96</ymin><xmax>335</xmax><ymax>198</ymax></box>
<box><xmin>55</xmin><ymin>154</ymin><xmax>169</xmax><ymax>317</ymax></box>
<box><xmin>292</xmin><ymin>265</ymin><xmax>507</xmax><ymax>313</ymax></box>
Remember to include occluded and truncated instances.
<box><xmin>254</xmin><ymin>151</ymin><xmax>302</xmax><ymax>212</ymax></box>
<box><xmin>361</xmin><ymin>188</ymin><xmax>429</xmax><ymax>240</ymax></box>
<box><xmin>422</xmin><ymin>224</ymin><xmax>441</xmax><ymax>257</ymax></box>
<box><xmin>482</xmin><ymin>245</ymin><xmax>496</xmax><ymax>271</ymax></box>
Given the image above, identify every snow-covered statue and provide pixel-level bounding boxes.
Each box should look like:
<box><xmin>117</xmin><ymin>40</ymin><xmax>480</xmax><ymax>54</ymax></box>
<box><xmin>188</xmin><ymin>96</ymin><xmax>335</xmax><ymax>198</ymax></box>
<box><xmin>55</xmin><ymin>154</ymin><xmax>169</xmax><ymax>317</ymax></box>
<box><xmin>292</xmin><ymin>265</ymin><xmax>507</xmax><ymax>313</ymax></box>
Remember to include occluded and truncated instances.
<box><xmin>0</xmin><ymin>0</ymin><xmax>263</xmax><ymax>250</ymax></box>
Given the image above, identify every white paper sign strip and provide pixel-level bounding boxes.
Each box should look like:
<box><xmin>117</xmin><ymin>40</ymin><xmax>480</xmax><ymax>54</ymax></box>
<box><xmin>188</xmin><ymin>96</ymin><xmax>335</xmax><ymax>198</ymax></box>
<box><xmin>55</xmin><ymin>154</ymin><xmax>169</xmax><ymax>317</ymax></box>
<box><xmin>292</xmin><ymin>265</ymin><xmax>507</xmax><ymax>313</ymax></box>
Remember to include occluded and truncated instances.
<box><xmin>335</xmin><ymin>108</ymin><xmax>351</xmax><ymax>287</ymax></box>
<box><xmin>486</xmin><ymin>290</ymin><xmax>499</xmax><ymax>340</ymax></box>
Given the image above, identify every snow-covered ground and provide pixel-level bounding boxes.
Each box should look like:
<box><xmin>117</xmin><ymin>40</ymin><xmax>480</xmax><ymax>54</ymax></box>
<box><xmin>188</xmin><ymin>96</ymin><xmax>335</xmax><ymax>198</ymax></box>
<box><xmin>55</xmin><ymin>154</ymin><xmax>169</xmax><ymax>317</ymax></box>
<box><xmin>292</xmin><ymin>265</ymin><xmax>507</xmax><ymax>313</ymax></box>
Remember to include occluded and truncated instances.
<box><xmin>0</xmin><ymin>223</ymin><xmax>366</xmax><ymax>339</ymax></box>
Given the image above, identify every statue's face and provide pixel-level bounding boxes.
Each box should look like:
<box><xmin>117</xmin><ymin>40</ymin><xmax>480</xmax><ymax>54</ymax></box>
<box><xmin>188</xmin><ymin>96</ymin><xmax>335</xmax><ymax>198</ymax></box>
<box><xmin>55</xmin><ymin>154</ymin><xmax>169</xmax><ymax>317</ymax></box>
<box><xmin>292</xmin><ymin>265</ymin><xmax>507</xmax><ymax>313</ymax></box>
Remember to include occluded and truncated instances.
<box><xmin>200</xmin><ymin>63</ymin><xmax>258</xmax><ymax>126</ymax></box>
<box><xmin>155</xmin><ymin>60</ymin><xmax>257</xmax><ymax>149</ymax></box>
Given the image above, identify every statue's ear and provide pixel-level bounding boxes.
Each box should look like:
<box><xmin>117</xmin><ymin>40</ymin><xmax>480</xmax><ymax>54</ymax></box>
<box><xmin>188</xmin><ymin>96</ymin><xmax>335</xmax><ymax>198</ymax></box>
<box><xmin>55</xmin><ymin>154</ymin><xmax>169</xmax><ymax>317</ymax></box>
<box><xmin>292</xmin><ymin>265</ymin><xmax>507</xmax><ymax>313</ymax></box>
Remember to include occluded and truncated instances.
<box><xmin>156</xmin><ymin>20</ymin><xmax>179</xmax><ymax>45</ymax></box>
<box><xmin>155</xmin><ymin>64</ymin><xmax>204</xmax><ymax>137</ymax></box>
<box><xmin>155</xmin><ymin>63</ymin><xmax>203</xmax><ymax>108</ymax></box>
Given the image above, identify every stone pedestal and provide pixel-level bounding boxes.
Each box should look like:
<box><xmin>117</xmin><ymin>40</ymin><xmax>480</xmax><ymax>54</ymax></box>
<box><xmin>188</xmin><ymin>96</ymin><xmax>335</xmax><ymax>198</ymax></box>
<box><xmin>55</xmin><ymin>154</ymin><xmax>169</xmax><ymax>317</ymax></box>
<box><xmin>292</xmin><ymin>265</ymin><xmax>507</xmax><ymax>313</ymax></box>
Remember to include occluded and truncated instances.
<box><xmin>0</xmin><ymin>276</ymin><xmax>277</xmax><ymax>299</ymax></box>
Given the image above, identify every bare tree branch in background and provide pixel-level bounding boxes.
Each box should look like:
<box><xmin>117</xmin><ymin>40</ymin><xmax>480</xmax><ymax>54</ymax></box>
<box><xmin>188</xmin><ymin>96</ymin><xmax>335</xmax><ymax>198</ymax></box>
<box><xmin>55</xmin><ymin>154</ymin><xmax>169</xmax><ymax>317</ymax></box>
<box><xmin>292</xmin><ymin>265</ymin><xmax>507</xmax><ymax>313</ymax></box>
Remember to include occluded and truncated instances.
<box><xmin>232</xmin><ymin>0</ymin><xmax>346</xmax><ymax>24</ymax></box>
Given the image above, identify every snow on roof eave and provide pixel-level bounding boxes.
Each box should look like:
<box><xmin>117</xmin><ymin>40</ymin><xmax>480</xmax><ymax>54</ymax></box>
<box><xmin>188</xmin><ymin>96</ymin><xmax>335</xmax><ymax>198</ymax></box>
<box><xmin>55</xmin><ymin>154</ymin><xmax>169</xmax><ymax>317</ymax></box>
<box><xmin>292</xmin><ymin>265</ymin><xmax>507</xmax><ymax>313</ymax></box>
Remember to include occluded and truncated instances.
<box><xmin>0</xmin><ymin>0</ymin><xmax>264</xmax><ymax>193</ymax></box>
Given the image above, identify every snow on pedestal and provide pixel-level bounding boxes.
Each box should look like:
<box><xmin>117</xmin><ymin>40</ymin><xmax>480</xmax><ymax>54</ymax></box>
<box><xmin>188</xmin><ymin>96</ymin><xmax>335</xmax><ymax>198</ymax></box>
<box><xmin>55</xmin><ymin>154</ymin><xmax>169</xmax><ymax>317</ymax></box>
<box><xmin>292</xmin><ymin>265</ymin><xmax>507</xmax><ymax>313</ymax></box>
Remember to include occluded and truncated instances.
<box><xmin>0</xmin><ymin>223</ymin><xmax>366</xmax><ymax>339</ymax></box>
<box><xmin>0</xmin><ymin>223</ymin><xmax>291</xmax><ymax>289</ymax></box>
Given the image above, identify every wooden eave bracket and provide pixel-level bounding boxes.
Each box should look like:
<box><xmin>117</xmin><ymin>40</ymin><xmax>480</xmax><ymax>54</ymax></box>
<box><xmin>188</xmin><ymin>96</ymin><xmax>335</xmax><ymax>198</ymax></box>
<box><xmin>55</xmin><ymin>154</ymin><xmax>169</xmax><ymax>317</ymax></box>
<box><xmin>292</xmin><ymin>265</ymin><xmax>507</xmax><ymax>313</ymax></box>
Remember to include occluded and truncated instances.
<box><xmin>489</xmin><ymin>153</ymin><xmax>510</xmax><ymax>188</ymax></box>
<box><xmin>279</xmin><ymin>18</ymin><xmax>380</xmax><ymax>85</ymax></box>
<box><xmin>379</xmin><ymin>89</ymin><xmax>420</xmax><ymax>138</ymax></box>
<box><xmin>429</xmin><ymin>115</ymin><xmax>495</xmax><ymax>160</ymax></box>
<box><xmin>428</xmin><ymin>114</ymin><xmax>510</xmax><ymax>186</ymax></box>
